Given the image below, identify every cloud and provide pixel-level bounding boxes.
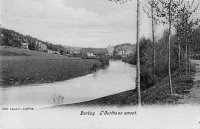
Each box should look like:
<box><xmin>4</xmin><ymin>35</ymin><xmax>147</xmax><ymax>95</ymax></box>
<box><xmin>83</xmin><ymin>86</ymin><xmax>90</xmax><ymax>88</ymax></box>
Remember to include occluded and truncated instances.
<box><xmin>0</xmin><ymin>0</ymin><xmax>140</xmax><ymax>47</ymax></box>
<box><xmin>2</xmin><ymin>0</ymin><xmax>199</xmax><ymax>47</ymax></box>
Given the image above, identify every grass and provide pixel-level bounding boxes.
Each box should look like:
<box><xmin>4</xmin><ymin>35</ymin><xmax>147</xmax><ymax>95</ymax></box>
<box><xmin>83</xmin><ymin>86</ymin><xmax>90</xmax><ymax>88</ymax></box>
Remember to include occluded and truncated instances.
<box><xmin>0</xmin><ymin>46</ymin><xmax>102</xmax><ymax>87</ymax></box>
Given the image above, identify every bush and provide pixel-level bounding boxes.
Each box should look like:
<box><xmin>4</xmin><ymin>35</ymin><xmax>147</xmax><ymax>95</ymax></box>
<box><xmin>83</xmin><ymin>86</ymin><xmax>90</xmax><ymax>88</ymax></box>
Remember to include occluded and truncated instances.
<box><xmin>139</xmin><ymin>38</ymin><xmax>156</xmax><ymax>90</ymax></box>
<box><xmin>99</xmin><ymin>56</ymin><xmax>109</xmax><ymax>68</ymax></box>
<box><xmin>122</xmin><ymin>53</ymin><xmax>136</xmax><ymax>65</ymax></box>
<box><xmin>91</xmin><ymin>63</ymin><xmax>99</xmax><ymax>71</ymax></box>
<box><xmin>137</xmin><ymin>31</ymin><xmax>182</xmax><ymax>91</ymax></box>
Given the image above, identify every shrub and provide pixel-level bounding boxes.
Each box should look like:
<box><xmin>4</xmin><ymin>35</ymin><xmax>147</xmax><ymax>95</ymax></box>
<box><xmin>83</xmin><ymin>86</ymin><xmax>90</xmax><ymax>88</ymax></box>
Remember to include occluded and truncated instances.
<box><xmin>137</xmin><ymin>31</ymin><xmax>182</xmax><ymax>91</ymax></box>
<box><xmin>91</xmin><ymin>63</ymin><xmax>99</xmax><ymax>71</ymax></box>
<box><xmin>99</xmin><ymin>56</ymin><xmax>109</xmax><ymax>68</ymax></box>
<box><xmin>122</xmin><ymin>53</ymin><xmax>136</xmax><ymax>65</ymax></box>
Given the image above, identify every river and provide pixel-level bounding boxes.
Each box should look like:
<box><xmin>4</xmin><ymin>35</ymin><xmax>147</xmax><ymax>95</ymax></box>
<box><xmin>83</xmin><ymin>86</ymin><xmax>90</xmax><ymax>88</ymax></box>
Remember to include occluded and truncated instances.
<box><xmin>0</xmin><ymin>60</ymin><xmax>136</xmax><ymax>108</ymax></box>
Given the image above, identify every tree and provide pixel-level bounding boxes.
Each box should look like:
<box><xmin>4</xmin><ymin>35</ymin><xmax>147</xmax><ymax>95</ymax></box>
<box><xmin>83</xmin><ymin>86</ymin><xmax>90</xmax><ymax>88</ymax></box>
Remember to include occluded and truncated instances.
<box><xmin>151</xmin><ymin>1</ymin><xmax>156</xmax><ymax>80</ymax></box>
<box><xmin>192</xmin><ymin>27</ymin><xmax>200</xmax><ymax>59</ymax></box>
<box><xmin>184</xmin><ymin>3</ymin><xmax>198</xmax><ymax>74</ymax></box>
<box><xmin>109</xmin><ymin>0</ymin><xmax>141</xmax><ymax>106</ymax></box>
<box><xmin>153</xmin><ymin>0</ymin><xmax>199</xmax><ymax>94</ymax></box>
<box><xmin>174</xmin><ymin>0</ymin><xmax>199</xmax><ymax>74</ymax></box>
<box><xmin>136</xmin><ymin>0</ymin><xmax>141</xmax><ymax>106</ymax></box>
<box><xmin>60</xmin><ymin>50</ymin><xmax>64</xmax><ymax>55</ymax></box>
<box><xmin>153</xmin><ymin>0</ymin><xmax>185</xmax><ymax>95</ymax></box>
<box><xmin>143</xmin><ymin>0</ymin><xmax>159</xmax><ymax>81</ymax></box>
<box><xmin>174</xmin><ymin>20</ymin><xmax>183</xmax><ymax>68</ymax></box>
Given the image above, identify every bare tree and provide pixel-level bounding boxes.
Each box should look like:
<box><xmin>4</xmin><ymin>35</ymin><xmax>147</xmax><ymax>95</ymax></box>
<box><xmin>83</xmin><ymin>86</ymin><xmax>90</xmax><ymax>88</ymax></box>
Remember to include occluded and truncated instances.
<box><xmin>153</xmin><ymin>0</ymin><xmax>184</xmax><ymax>95</ymax></box>
<box><xmin>143</xmin><ymin>0</ymin><xmax>160</xmax><ymax>81</ymax></box>
<box><xmin>108</xmin><ymin>0</ymin><xmax>141</xmax><ymax>106</ymax></box>
<box><xmin>136</xmin><ymin>0</ymin><xmax>141</xmax><ymax>106</ymax></box>
<box><xmin>151</xmin><ymin>1</ymin><xmax>156</xmax><ymax>80</ymax></box>
<box><xmin>175</xmin><ymin>0</ymin><xmax>199</xmax><ymax>75</ymax></box>
<box><xmin>153</xmin><ymin>0</ymin><xmax>199</xmax><ymax>95</ymax></box>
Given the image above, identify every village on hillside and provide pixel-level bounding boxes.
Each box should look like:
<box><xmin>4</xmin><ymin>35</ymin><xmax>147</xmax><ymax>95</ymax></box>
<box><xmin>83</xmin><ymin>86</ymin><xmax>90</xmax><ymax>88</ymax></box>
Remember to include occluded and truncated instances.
<box><xmin>0</xmin><ymin>27</ymin><xmax>136</xmax><ymax>59</ymax></box>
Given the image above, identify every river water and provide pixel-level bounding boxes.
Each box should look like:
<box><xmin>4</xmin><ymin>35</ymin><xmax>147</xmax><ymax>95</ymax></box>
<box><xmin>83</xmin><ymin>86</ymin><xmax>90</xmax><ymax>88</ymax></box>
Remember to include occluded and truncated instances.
<box><xmin>0</xmin><ymin>60</ymin><xmax>136</xmax><ymax>108</ymax></box>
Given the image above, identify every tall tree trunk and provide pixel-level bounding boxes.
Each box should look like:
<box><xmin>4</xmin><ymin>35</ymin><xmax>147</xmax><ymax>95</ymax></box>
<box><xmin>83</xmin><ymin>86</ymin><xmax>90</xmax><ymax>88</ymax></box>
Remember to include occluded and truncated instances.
<box><xmin>151</xmin><ymin>2</ymin><xmax>156</xmax><ymax>80</ymax></box>
<box><xmin>178</xmin><ymin>37</ymin><xmax>181</xmax><ymax>68</ymax></box>
<box><xmin>185</xmin><ymin>21</ymin><xmax>188</xmax><ymax>75</ymax></box>
<box><xmin>186</xmin><ymin>44</ymin><xmax>188</xmax><ymax>75</ymax></box>
<box><xmin>197</xmin><ymin>45</ymin><xmax>200</xmax><ymax>60</ymax></box>
<box><xmin>136</xmin><ymin>0</ymin><xmax>141</xmax><ymax>106</ymax></box>
<box><xmin>198</xmin><ymin>43</ymin><xmax>199</xmax><ymax>60</ymax></box>
<box><xmin>168</xmin><ymin>0</ymin><xmax>173</xmax><ymax>95</ymax></box>
<box><xmin>188</xmin><ymin>41</ymin><xmax>191</xmax><ymax>74</ymax></box>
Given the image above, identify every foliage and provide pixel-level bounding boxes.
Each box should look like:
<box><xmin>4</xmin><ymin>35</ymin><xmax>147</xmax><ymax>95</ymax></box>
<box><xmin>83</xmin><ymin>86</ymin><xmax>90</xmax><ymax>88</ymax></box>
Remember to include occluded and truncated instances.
<box><xmin>122</xmin><ymin>53</ymin><xmax>136</xmax><ymax>64</ymax></box>
<box><xmin>136</xmin><ymin>30</ymin><xmax>183</xmax><ymax>91</ymax></box>
<box><xmin>190</xmin><ymin>27</ymin><xmax>200</xmax><ymax>53</ymax></box>
<box><xmin>155</xmin><ymin>30</ymin><xmax>180</xmax><ymax>79</ymax></box>
<box><xmin>0</xmin><ymin>27</ymin><xmax>68</xmax><ymax>53</ymax></box>
<box><xmin>99</xmin><ymin>56</ymin><xmax>110</xmax><ymax>68</ymax></box>
<box><xmin>139</xmin><ymin>38</ymin><xmax>155</xmax><ymax>90</ymax></box>
<box><xmin>0</xmin><ymin>28</ymin><xmax>22</xmax><ymax>47</ymax></box>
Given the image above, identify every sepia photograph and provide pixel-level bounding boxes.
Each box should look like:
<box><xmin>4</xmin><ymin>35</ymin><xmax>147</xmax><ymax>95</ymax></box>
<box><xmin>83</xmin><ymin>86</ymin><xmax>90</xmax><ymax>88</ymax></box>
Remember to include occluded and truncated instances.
<box><xmin>0</xmin><ymin>0</ymin><xmax>200</xmax><ymax>128</ymax></box>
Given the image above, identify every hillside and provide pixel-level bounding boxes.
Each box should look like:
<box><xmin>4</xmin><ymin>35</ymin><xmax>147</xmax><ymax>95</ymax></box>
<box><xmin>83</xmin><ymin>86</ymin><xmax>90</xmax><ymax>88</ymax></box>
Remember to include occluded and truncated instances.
<box><xmin>64</xmin><ymin>46</ymin><xmax>82</xmax><ymax>53</ymax></box>
<box><xmin>0</xmin><ymin>46</ymin><xmax>73</xmax><ymax>59</ymax></box>
<box><xmin>0</xmin><ymin>27</ymin><xmax>69</xmax><ymax>53</ymax></box>
<box><xmin>114</xmin><ymin>43</ymin><xmax>136</xmax><ymax>52</ymax></box>
<box><xmin>0</xmin><ymin>27</ymin><xmax>109</xmax><ymax>55</ymax></box>
<box><xmin>80</xmin><ymin>48</ymin><xmax>108</xmax><ymax>55</ymax></box>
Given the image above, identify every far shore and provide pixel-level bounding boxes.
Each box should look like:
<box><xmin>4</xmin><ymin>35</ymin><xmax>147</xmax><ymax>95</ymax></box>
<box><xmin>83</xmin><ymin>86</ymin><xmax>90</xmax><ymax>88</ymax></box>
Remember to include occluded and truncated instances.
<box><xmin>0</xmin><ymin>46</ymin><xmax>104</xmax><ymax>87</ymax></box>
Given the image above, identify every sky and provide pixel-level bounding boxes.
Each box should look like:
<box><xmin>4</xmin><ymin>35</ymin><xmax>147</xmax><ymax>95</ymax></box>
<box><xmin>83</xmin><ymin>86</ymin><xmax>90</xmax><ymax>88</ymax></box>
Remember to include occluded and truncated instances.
<box><xmin>0</xmin><ymin>0</ymin><xmax>200</xmax><ymax>48</ymax></box>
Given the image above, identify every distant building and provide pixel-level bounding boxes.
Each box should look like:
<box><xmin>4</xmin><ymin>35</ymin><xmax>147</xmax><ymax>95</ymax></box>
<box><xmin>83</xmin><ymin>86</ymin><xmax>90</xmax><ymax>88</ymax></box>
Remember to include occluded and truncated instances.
<box><xmin>81</xmin><ymin>52</ymin><xmax>96</xmax><ymax>59</ymax></box>
<box><xmin>107</xmin><ymin>45</ymin><xmax>114</xmax><ymax>57</ymax></box>
<box><xmin>47</xmin><ymin>49</ymin><xmax>60</xmax><ymax>55</ymax></box>
<box><xmin>21</xmin><ymin>42</ymin><xmax>29</xmax><ymax>49</ymax></box>
<box><xmin>74</xmin><ymin>51</ymin><xmax>80</xmax><ymax>54</ymax></box>
<box><xmin>47</xmin><ymin>49</ymin><xmax>55</xmax><ymax>54</ymax></box>
<box><xmin>86</xmin><ymin>52</ymin><xmax>95</xmax><ymax>57</ymax></box>
<box><xmin>40</xmin><ymin>43</ymin><xmax>47</xmax><ymax>51</ymax></box>
<box><xmin>36</xmin><ymin>41</ymin><xmax>47</xmax><ymax>52</ymax></box>
<box><xmin>125</xmin><ymin>47</ymin><xmax>134</xmax><ymax>56</ymax></box>
<box><xmin>116</xmin><ymin>49</ymin><xmax>123</xmax><ymax>55</ymax></box>
<box><xmin>115</xmin><ymin>44</ymin><xmax>135</xmax><ymax>58</ymax></box>
<box><xmin>55</xmin><ymin>51</ymin><xmax>60</xmax><ymax>55</ymax></box>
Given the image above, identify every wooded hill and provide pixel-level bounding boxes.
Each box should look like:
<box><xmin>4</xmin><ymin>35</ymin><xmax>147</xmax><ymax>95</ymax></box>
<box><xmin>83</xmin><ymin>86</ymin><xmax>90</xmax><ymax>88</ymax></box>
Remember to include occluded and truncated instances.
<box><xmin>114</xmin><ymin>43</ymin><xmax>136</xmax><ymax>52</ymax></box>
<box><xmin>0</xmin><ymin>27</ymin><xmax>78</xmax><ymax>53</ymax></box>
<box><xmin>0</xmin><ymin>27</ymin><xmax>109</xmax><ymax>56</ymax></box>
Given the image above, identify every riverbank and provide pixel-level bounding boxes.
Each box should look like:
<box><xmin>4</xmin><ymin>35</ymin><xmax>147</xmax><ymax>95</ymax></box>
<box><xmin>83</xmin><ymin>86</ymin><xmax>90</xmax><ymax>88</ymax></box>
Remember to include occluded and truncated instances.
<box><xmin>0</xmin><ymin>46</ymin><xmax>103</xmax><ymax>87</ymax></box>
<box><xmin>59</xmin><ymin>62</ymin><xmax>196</xmax><ymax>107</ymax></box>
<box><xmin>178</xmin><ymin>60</ymin><xmax>200</xmax><ymax>104</ymax></box>
<box><xmin>0</xmin><ymin>60</ymin><xmax>135</xmax><ymax>107</ymax></box>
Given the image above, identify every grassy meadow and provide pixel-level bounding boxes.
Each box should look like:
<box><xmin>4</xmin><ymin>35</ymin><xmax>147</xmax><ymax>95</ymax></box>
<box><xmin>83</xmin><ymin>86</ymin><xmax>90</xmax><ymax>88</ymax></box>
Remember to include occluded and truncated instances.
<box><xmin>0</xmin><ymin>46</ymin><xmax>102</xmax><ymax>87</ymax></box>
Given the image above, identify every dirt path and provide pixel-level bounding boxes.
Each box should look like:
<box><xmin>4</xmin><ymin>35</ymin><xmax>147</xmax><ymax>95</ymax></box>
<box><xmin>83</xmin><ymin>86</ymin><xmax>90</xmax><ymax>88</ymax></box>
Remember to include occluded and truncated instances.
<box><xmin>179</xmin><ymin>60</ymin><xmax>200</xmax><ymax>105</ymax></box>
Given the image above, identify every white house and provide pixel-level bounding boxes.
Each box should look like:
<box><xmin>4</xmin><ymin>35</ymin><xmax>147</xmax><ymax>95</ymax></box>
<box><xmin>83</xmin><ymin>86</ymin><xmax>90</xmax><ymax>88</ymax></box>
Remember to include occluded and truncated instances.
<box><xmin>107</xmin><ymin>45</ymin><xmax>114</xmax><ymax>56</ymax></box>
<box><xmin>36</xmin><ymin>41</ymin><xmax>47</xmax><ymax>51</ymax></box>
<box><xmin>86</xmin><ymin>52</ymin><xmax>95</xmax><ymax>57</ymax></box>
<box><xmin>40</xmin><ymin>43</ymin><xmax>47</xmax><ymax>51</ymax></box>
<box><xmin>21</xmin><ymin>42</ymin><xmax>29</xmax><ymax>49</ymax></box>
